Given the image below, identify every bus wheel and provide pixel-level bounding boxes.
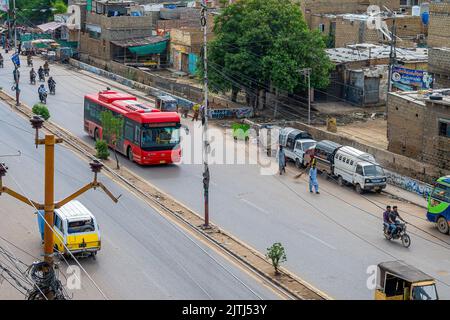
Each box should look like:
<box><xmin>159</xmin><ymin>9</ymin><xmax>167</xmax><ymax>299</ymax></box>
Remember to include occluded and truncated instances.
<box><xmin>437</xmin><ymin>216</ymin><xmax>449</xmax><ymax>234</ymax></box>
<box><xmin>127</xmin><ymin>147</ymin><xmax>134</xmax><ymax>162</ymax></box>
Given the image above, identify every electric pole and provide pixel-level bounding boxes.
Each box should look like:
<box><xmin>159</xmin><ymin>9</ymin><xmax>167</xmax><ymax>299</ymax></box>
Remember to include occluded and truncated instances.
<box><xmin>12</xmin><ymin>0</ymin><xmax>20</xmax><ymax>106</ymax></box>
<box><xmin>0</xmin><ymin>116</ymin><xmax>119</xmax><ymax>298</ymax></box>
<box><xmin>299</xmin><ymin>68</ymin><xmax>312</xmax><ymax>125</ymax></box>
<box><xmin>386</xmin><ymin>13</ymin><xmax>397</xmax><ymax>120</ymax></box>
<box><xmin>200</xmin><ymin>1</ymin><xmax>210</xmax><ymax>228</ymax></box>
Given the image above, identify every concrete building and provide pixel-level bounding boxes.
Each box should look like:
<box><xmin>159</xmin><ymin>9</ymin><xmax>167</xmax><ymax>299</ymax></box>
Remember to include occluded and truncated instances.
<box><xmin>428</xmin><ymin>0</ymin><xmax>450</xmax><ymax>48</ymax></box>
<box><xmin>387</xmin><ymin>89</ymin><xmax>450</xmax><ymax>170</ymax></box>
<box><xmin>79</xmin><ymin>0</ymin><xmax>168</xmax><ymax>65</ymax></box>
<box><xmin>311</xmin><ymin>12</ymin><xmax>426</xmax><ymax>48</ymax></box>
<box><xmin>324</xmin><ymin>44</ymin><xmax>429</xmax><ymax>105</ymax></box>
<box><xmin>169</xmin><ymin>27</ymin><xmax>214</xmax><ymax>74</ymax></box>
<box><xmin>429</xmin><ymin>47</ymin><xmax>450</xmax><ymax>89</ymax></box>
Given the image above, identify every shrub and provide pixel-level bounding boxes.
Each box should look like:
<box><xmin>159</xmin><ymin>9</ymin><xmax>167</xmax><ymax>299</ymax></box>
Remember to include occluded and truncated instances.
<box><xmin>32</xmin><ymin>103</ymin><xmax>50</xmax><ymax>120</ymax></box>
<box><xmin>95</xmin><ymin>140</ymin><xmax>109</xmax><ymax>160</ymax></box>
<box><xmin>266</xmin><ymin>242</ymin><xmax>287</xmax><ymax>275</ymax></box>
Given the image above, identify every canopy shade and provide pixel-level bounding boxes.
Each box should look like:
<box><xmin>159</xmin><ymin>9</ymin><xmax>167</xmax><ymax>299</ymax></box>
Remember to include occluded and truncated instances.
<box><xmin>111</xmin><ymin>36</ymin><xmax>168</xmax><ymax>56</ymax></box>
<box><xmin>37</xmin><ymin>22</ymin><xmax>63</xmax><ymax>32</ymax></box>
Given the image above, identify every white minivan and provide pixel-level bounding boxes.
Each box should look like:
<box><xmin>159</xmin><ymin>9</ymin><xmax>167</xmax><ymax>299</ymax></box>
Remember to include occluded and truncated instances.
<box><xmin>333</xmin><ymin>146</ymin><xmax>387</xmax><ymax>194</ymax></box>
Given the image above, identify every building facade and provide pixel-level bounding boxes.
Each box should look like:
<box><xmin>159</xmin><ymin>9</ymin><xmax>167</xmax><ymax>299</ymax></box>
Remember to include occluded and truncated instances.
<box><xmin>387</xmin><ymin>90</ymin><xmax>450</xmax><ymax>170</ymax></box>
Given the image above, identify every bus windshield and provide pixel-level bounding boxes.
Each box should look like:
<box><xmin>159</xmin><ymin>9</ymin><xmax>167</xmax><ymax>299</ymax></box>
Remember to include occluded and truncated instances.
<box><xmin>412</xmin><ymin>284</ymin><xmax>438</xmax><ymax>300</ymax></box>
<box><xmin>141</xmin><ymin>126</ymin><xmax>180</xmax><ymax>149</ymax></box>
<box><xmin>431</xmin><ymin>183</ymin><xmax>450</xmax><ymax>203</ymax></box>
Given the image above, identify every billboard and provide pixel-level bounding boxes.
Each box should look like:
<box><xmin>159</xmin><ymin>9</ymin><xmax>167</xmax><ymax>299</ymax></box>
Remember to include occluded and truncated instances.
<box><xmin>0</xmin><ymin>0</ymin><xmax>9</xmax><ymax>12</ymax></box>
<box><xmin>391</xmin><ymin>66</ymin><xmax>433</xmax><ymax>90</ymax></box>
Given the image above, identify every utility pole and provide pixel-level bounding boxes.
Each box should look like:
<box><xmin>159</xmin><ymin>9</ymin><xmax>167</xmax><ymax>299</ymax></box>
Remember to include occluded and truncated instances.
<box><xmin>386</xmin><ymin>13</ymin><xmax>397</xmax><ymax>120</ymax></box>
<box><xmin>299</xmin><ymin>68</ymin><xmax>312</xmax><ymax>125</ymax></box>
<box><xmin>12</xmin><ymin>0</ymin><xmax>20</xmax><ymax>106</ymax></box>
<box><xmin>200</xmin><ymin>1</ymin><xmax>210</xmax><ymax>228</ymax></box>
<box><xmin>0</xmin><ymin>116</ymin><xmax>119</xmax><ymax>271</ymax></box>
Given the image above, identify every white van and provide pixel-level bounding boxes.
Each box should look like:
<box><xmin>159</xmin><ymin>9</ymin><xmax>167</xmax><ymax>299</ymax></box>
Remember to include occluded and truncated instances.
<box><xmin>279</xmin><ymin>127</ymin><xmax>315</xmax><ymax>167</ymax></box>
<box><xmin>333</xmin><ymin>146</ymin><xmax>387</xmax><ymax>194</ymax></box>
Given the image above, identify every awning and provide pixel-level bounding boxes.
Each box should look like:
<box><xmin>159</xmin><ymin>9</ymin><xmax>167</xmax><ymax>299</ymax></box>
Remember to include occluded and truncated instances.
<box><xmin>111</xmin><ymin>36</ymin><xmax>168</xmax><ymax>56</ymax></box>
<box><xmin>37</xmin><ymin>22</ymin><xmax>63</xmax><ymax>32</ymax></box>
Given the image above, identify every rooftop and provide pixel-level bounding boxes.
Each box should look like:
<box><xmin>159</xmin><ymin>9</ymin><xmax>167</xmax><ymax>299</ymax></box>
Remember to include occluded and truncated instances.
<box><xmin>326</xmin><ymin>44</ymin><xmax>428</xmax><ymax>64</ymax></box>
<box><xmin>390</xmin><ymin>88</ymin><xmax>450</xmax><ymax>106</ymax></box>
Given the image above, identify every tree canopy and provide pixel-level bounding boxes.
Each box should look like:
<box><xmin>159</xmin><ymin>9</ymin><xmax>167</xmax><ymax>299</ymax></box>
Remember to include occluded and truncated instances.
<box><xmin>1</xmin><ymin>0</ymin><xmax>68</xmax><ymax>25</ymax></box>
<box><xmin>199</xmin><ymin>0</ymin><xmax>333</xmax><ymax>109</ymax></box>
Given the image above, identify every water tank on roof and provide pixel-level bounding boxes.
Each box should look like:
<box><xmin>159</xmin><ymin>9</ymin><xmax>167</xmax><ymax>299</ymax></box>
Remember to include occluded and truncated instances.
<box><xmin>420</xmin><ymin>3</ymin><xmax>430</xmax><ymax>25</ymax></box>
<box><xmin>412</xmin><ymin>6</ymin><xmax>420</xmax><ymax>16</ymax></box>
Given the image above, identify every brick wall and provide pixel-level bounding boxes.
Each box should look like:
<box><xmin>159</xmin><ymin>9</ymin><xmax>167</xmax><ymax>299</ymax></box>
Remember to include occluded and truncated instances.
<box><xmin>334</xmin><ymin>18</ymin><xmax>361</xmax><ymax>47</ymax></box>
<box><xmin>387</xmin><ymin>93</ymin><xmax>425</xmax><ymax>159</ymax></box>
<box><xmin>422</xmin><ymin>100</ymin><xmax>450</xmax><ymax>170</ymax></box>
<box><xmin>289</xmin><ymin>119</ymin><xmax>448</xmax><ymax>184</ymax></box>
<box><xmin>428</xmin><ymin>48</ymin><xmax>450</xmax><ymax>88</ymax></box>
<box><xmin>428</xmin><ymin>2</ymin><xmax>450</xmax><ymax>48</ymax></box>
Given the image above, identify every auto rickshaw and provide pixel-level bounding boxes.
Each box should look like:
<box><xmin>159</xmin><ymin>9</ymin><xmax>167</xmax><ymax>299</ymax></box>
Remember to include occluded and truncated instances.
<box><xmin>374</xmin><ymin>261</ymin><xmax>438</xmax><ymax>300</ymax></box>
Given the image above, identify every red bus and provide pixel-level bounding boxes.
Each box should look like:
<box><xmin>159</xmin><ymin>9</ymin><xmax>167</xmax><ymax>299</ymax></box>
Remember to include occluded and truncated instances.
<box><xmin>84</xmin><ymin>90</ymin><xmax>182</xmax><ymax>165</ymax></box>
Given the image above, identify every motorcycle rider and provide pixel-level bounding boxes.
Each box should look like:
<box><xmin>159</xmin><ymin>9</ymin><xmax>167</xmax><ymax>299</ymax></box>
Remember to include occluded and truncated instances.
<box><xmin>38</xmin><ymin>66</ymin><xmax>45</xmax><ymax>82</ymax></box>
<box><xmin>0</xmin><ymin>53</ymin><xmax>3</xmax><ymax>68</ymax></box>
<box><xmin>389</xmin><ymin>206</ymin><xmax>406</xmax><ymax>237</ymax></box>
<box><xmin>27</xmin><ymin>53</ymin><xmax>33</xmax><ymax>67</ymax></box>
<box><xmin>43</xmin><ymin>61</ymin><xmax>49</xmax><ymax>76</ymax></box>
<box><xmin>48</xmin><ymin>76</ymin><xmax>56</xmax><ymax>94</ymax></box>
<box><xmin>383</xmin><ymin>205</ymin><xmax>392</xmax><ymax>234</ymax></box>
<box><xmin>38</xmin><ymin>84</ymin><xmax>47</xmax><ymax>103</ymax></box>
<box><xmin>30</xmin><ymin>67</ymin><xmax>37</xmax><ymax>84</ymax></box>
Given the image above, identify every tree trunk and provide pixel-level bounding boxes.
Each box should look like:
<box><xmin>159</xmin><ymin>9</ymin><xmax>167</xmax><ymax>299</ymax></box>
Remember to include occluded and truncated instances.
<box><xmin>231</xmin><ymin>87</ymin><xmax>239</xmax><ymax>102</ymax></box>
<box><xmin>257</xmin><ymin>88</ymin><xmax>265</xmax><ymax>110</ymax></box>
<box><xmin>113</xmin><ymin>145</ymin><xmax>120</xmax><ymax>170</ymax></box>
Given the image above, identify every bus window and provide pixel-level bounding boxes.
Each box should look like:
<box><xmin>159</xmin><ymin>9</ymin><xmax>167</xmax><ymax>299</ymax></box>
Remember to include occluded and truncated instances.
<box><xmin>431</xmin><ymin>184</ymin><xmax>450</xmax><ymax>203</ymax></box>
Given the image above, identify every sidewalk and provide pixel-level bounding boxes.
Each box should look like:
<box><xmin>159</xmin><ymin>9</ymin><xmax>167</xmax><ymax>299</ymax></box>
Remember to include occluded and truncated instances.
<box><xmin>383</xmin><ymin>184</ymin><xmax>428</xmax><ymax>209</ymax></box>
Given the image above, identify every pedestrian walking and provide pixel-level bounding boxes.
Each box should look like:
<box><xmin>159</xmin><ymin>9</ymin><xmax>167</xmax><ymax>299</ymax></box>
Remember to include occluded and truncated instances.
<box><xmin>309</xmin><ymin>161</ymin><xmax>319</xmax><ymax>194</ymax></box>
<box><xmin>277</xmin><ymin>146</ymin><xmax>286</xmax><ymax>175</ymax></box>
<box><xmin>192</xmin><ymin>103</ymin><xmax>200</xmax><ymax>121</ymax></box>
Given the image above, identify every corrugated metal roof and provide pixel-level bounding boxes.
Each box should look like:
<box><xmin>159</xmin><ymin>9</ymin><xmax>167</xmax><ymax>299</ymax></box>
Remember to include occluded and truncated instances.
<box><xmin>111</xmin><ymin>36</ymin><xmax>167</xmax><ymax>48</ymax></box>
<box><xmin>37</xmin><ymin>22</ymin><xmax>63</xmax><ymax>32</ymax></box>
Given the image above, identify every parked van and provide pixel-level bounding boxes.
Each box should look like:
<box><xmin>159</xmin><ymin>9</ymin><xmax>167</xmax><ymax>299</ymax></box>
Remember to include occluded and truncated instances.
<box><xmin>308</xmin><ymin>140</ymin><xmax>342</xmax><ymax>175</ymax></box>
<box><xmin>37</xmin><ymin>200</ymin><xmax>101</xmax><ymax>258</ymax></box>
<box><xmin>333</xmin><ymin>146</ymin><xmax>387</xmax><ymax>194</ymax></box>
<box><xmin>155</xmin><ymin>94</ymin><xmax>178</xmax><ymax>112</ymax></box>
<box><xmin>279</xmin><ymin>127</ymin><xmax>313</xmax><ymax>166</ymax></box>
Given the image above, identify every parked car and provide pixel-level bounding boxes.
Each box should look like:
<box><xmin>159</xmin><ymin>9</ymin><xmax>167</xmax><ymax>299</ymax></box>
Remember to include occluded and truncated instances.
<box><xmin>279</xmin><ymin>127</ymin><xmax>313</xmax><ymax>165</ymax></box>
<box><xmin>333</xmin><ymin>146</ymin><xmax>387</xmax><ymax>194</ymax></box>
<box><xmin>307</xmin><ymin>140</ymin><xmax>342</xmax><ymax>175</ymax></box>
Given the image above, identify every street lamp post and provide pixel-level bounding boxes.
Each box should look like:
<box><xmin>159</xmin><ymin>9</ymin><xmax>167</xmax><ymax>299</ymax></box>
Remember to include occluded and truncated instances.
<box><xmin>201</xmin><ymin>1</ymin><xmax>210</xmax><ymax>229</ymax></box>
<box><xmin>299</xmin><ymin>68</ymin><xmax>312</xmax><ymax>125</ymax></box>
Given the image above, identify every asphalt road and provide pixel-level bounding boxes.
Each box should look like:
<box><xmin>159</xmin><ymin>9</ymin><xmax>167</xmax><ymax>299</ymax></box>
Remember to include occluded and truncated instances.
<box><xmin>1</xmin><ymin>52</ymin><xmax>450</xmax><ymax>299</ymax></box>
<box><xmin>0</xmin><ymin>101</ymin><xmax>280</xmax><ymax>300</ymax></box>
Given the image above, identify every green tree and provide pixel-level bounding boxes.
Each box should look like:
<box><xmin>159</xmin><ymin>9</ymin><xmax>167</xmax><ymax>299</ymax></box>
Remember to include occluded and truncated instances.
<box><xmin>198</xmin><ymin>0</ymin><xmax>333</xmax><ymax>110</ymax></box>
<box><xmin>266</xmin><ymin>242</ymin><xmax>287</xmax><ymax>275</ymax></box>
<box><xmin>100</xmin><ymin>110</ymin><xmax>124</xmax><ymax>169</ymax></box>
<box><xmin>8</xmin><ymin>0</ymin><xmax>68</xmax><ymax>25</ymax></box>
<box><xmin>32</xmin><ymin>103</ymin><xmax>50</xmax><ymax>120</ymax></box>
<box><xmin>95</xmin><ymin>140</ymin><xmax>110</xmax><ymax>160</ymax></box>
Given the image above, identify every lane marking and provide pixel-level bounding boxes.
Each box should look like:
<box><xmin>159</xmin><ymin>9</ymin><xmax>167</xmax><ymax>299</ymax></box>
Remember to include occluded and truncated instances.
<box><xmin>240</xmin><ymin>198</ymin><xmax>270</xmax><ymax>215</ymax></box>
<box><xmin>299</xmin><ymin>230</ymin><xmax>337</xmax><ymax>250</ymax></box>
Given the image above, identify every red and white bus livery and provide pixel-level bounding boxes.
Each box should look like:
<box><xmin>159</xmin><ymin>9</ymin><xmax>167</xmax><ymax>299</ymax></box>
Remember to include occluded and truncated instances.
<box><xmin>84</xmin><ymin>90</ymin><xmax>182</xmax><ymax>165</ymax></box>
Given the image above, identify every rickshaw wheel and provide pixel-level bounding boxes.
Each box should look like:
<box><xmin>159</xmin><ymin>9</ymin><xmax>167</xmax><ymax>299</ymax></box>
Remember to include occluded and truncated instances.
<box><xmin>401</xmin><ymin>234</ymin><xmax>411</xmax><ymax>248</ymax></box>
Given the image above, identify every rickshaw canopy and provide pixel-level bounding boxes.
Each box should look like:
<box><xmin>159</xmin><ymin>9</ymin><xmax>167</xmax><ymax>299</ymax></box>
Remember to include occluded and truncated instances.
<box><xmin>378</xmin><ymin>261</ymin><xmax>435</xmax><ymax>283</ymax></box>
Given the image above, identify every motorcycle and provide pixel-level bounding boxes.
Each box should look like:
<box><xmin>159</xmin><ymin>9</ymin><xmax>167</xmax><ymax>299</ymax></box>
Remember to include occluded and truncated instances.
<box><xmin>49</xmin><ymin>83</ymin><xmax>56</xmax><ymax>95</ymax></box>
<box><xmin>39</xmin><ymin>92</ymin><xmax>47</xmax><ymax>104</ymax></box>
<box><xmin>27</xmin><ymin>59</ymin><xmax>33</xmax><ymax>67</ymax></box>
<box><xmin>38</xmin><ymin>73</ymin><xmax>45</xmax><ymax>82</ymax></box>
<box><xmin>0</xmin><ymin>60</ymin><xmax>3</xmax><ymax>68</ymax></box>
<box><xmin>383</xmin><ymin>222</ymin><xmax>411</xmax><ymax>248</ymax></box>
<box><xmin>44</xmin><ymin>68</ymin><xmax>49</xmax><ymax>77</ymax></box>
<box><xmin>30</xmin><ymin>74</ymin><xmax>36</xmax><ymax>85</ymax></box>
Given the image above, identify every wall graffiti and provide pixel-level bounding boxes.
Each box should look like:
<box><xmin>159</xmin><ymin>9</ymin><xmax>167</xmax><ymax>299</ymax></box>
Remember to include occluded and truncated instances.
<box><xmin>385</xmin><ymin>170</ymin><xmax>433</xmax><ymax>199</ymax></box>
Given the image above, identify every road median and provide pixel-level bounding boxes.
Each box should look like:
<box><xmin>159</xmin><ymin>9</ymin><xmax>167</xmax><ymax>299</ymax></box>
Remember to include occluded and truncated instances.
<box><xmin>0</xmin><ymin>89</ymin><xmax>331</xmax><ymax>300</ymax></box>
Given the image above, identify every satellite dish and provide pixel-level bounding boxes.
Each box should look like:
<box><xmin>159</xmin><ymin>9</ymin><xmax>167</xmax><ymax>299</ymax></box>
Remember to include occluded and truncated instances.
<box><xmin>66</xmin><ymin>5</ymin><xmax>81</xmax><ymax>30</ymax></box>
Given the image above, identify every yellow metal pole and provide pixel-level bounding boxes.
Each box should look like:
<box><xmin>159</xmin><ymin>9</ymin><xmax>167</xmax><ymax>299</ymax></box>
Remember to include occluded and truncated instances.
<box><xmin>43</xmin><ymin>135</ymin><xmax>55</xmax><ymax>265</ymax></box>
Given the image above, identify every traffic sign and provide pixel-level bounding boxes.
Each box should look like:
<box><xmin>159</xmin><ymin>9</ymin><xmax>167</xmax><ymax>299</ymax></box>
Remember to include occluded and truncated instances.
<box><xmin>11</xmin><ymin>53</ymin><xmax>20</xmax><ymax>67</ymax></box>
